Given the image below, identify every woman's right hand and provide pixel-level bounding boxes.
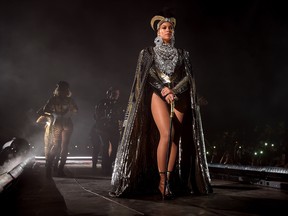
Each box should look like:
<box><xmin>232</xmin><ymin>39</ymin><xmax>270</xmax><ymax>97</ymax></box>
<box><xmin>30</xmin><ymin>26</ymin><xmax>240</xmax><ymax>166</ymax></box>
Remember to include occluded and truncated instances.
<box><xmin>161</xmin><ymin>87</ymin><xmax>172</xmax><ymax>97</ymax></box>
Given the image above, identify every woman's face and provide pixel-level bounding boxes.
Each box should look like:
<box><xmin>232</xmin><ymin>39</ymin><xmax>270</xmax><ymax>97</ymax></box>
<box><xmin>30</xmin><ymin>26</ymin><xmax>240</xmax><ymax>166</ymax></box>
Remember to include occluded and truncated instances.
<box><xmin>158</xmin><ymin>22</ymin><xmax>174</xmax><ymax>44</ymax></box>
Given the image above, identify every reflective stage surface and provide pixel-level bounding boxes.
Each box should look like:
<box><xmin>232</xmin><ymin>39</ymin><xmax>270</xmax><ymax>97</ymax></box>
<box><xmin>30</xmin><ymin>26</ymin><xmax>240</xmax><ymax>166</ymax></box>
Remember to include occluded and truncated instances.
<box><xmin>1</xmin><ymin>159</ymin><xmax>288</xmax><ymax>216</ymax></box>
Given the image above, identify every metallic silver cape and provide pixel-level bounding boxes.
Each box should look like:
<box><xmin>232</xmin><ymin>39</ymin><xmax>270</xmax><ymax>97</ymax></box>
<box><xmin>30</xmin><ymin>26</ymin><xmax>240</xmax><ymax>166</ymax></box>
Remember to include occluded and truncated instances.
<box><xmin>110</xmin><ymin>47</ymin><xmax>213</xmax><ymax>197</ymax></box>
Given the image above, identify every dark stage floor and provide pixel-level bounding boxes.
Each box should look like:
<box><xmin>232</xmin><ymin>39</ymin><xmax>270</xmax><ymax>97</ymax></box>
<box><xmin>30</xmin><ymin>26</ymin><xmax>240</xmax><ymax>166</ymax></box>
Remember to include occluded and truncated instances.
<box><xmin>1</xmin><ymin>159</ymin><xmax>288</xmax><ymax>216</ymax></box>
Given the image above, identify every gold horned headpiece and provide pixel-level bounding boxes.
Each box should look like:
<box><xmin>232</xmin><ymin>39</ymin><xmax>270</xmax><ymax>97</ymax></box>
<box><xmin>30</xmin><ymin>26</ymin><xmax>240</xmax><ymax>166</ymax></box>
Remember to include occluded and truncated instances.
<box><xmin>150</xmin><ymin>15</ymin><xmax>176</xmax><ymax>31</ymax></box>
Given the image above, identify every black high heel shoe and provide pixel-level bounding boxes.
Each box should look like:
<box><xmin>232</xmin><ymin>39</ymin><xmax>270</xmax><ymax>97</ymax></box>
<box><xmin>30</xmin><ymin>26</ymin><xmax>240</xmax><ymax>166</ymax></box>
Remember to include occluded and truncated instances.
<box><xmin>159</xmin><ymin>171</ymin><xmax>175</xmax><ymax>200</ymax></box>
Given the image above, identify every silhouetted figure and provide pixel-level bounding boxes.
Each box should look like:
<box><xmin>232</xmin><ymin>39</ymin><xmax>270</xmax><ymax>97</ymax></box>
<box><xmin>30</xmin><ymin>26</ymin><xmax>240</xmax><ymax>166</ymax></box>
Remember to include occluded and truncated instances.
<box><xmin>43</xmin><ymin>81</ymin><xmax>78</xmax><ymax>178</ymax></box>
<box><xmin>90</xmin><ymin>87</ymin><xmax>124</xmax><ymax>175</ymax></box>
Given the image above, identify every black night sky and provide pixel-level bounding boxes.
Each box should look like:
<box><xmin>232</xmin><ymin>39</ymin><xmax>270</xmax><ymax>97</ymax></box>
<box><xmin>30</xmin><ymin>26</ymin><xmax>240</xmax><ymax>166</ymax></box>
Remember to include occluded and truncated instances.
<box><xmin>1</xmin><ymin>0</ymin><xmax>288</xmax><ymax>154</ymax></box>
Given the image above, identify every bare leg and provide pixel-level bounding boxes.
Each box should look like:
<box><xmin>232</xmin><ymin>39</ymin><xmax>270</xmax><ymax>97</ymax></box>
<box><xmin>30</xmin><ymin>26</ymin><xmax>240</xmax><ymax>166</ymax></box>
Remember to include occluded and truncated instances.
<box><xmin>151</xmin><ymin>93</ymin><xmax>184</xmax><ymax>198</ymax></box>
<box><xmin>58</xmin><ymin>129</ymin><xmax>72</xmax><ymax>176</ymax></box>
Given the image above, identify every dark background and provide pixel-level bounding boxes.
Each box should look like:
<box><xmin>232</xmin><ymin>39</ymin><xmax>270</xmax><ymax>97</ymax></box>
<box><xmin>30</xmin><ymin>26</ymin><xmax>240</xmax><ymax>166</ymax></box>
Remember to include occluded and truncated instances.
<box><xmin>1</xmin><ymin>0</ymin><xmax>287</xmax><ymax>156</ymax></box>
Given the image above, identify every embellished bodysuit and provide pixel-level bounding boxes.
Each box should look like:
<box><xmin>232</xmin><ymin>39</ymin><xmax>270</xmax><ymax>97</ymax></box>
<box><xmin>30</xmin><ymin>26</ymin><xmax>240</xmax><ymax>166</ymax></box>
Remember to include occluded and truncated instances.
<box><xmin>148</xmin><ymin>42</ymin><xmax>190</xmax><ymax>111</ymax></box>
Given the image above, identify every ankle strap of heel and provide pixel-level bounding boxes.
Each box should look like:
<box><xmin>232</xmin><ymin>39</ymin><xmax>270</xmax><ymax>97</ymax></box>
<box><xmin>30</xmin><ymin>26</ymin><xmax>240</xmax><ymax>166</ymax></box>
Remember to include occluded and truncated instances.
<box><xmin>159</xmin><ymin>171</ymin><xmax>173</xmax><ymax>175</ymax></box>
